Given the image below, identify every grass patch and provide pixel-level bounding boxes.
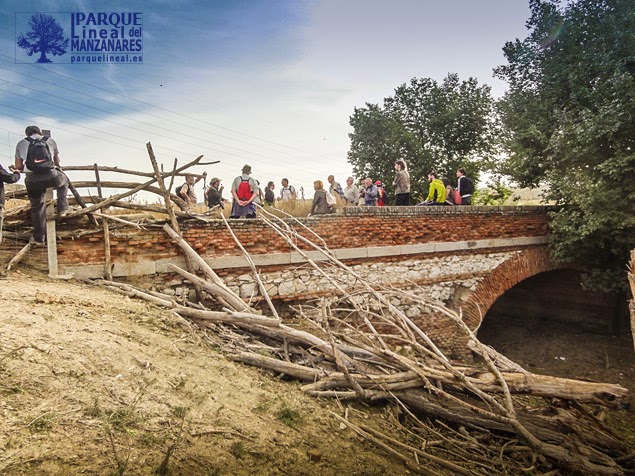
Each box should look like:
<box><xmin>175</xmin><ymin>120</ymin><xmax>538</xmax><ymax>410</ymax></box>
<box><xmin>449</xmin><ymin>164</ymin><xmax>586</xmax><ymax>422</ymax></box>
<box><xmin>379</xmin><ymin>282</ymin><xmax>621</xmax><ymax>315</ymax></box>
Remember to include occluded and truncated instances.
<box><xmin>0</xmin><ymin>384</ymin><xmax>27</xmax><ymax>395</ymax></box>
<box><xmin>28</xmin><ymin>412</ymin><xmax>55</xmax><ymax>433</ymax></box>
<box><xmin>275</xmin><ymin>402</ymin><xmax>301</xmax><ymax>427</ymax></box>
<box><xmin>229</xmin><ymin>441</ymin><xmax>246</xmax><ymax>459</ymax></box>
<box><xmin>171</xmin><ymin>405</ymin><xmax>188</xmax><ymax>419</ymax></box>
<box><xmin>84</xmin><ymin>399</ymin><xmax>104</xmax><ymax>418</ymax></box>
<box><xmin>107</xmin><ymin>407</ymin><xmax>143</xmax><ymax>432</ymax></box>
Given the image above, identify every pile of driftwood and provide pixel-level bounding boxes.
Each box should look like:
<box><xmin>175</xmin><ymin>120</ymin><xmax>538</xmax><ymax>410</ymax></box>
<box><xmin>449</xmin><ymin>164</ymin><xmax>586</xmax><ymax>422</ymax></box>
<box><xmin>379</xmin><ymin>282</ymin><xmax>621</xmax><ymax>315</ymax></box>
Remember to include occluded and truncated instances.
<box><xmin>91</xmin><ymin>206</ymin><xmax>632</xmax><ymax>476</ymax></box>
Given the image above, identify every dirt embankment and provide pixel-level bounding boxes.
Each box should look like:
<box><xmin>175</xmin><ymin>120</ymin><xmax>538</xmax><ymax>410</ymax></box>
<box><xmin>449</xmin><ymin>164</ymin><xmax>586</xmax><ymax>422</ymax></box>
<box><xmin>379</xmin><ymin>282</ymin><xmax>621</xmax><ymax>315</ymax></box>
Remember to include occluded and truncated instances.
<box><xmin>0</xmin><ymin>271</ymin><xmax>405</xmax><ymax>476</ymax></box>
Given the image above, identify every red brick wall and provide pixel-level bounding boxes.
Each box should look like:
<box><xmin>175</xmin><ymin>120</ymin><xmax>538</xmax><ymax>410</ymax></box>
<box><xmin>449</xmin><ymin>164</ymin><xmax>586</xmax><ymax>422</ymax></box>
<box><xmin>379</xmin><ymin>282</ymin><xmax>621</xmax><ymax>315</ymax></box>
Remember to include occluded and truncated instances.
<box><xmin>56</xmin><ymin>207</ymin><xmax>551</xmax><ymax>266</ymax></box>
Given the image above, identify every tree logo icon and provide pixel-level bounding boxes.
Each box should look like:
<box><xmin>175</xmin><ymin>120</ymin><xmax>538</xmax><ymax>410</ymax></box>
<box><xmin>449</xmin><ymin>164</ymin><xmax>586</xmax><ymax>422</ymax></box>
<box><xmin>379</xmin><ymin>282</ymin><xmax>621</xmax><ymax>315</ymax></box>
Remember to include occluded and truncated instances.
<box><xmin>17</xmin><ymin>13</ymin><xmax>69</xmax><ymax>63</ymax></box>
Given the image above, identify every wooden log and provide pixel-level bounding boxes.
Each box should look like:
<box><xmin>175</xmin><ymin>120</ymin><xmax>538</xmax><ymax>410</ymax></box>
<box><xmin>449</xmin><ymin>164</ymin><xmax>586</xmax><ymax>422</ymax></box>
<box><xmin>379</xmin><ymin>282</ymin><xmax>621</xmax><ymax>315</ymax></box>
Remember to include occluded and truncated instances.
<box><xmin>162</xmin><ymin>225</ymin><xmax>254</xmax><ymax>313</ymax></box>
<box><xmin>235</xmin><ymin>350</ymin><xmax>627</xmax><ymax>403</ymax></box>
<box><xmin>62</xmin><ymin>164</ymin><xmax>209</xmax><ymax>179</ymax></box>
<box><xmin>393</xmin><ymin>390</ymin><xmax>624</xmax><ymax>476</ymax></box>
<box><xmin>6</xmin><ymin>243</ymin><xmax>32</xmax><ymax>271</ymax></box>
<box><xmin>94</xmin><ymin>167</ymin><xmax>113</xmax><ymax>281</ymax></box>
<box><xmin>167</xmin><ymin>263</ymin><xmax>252</xmax><ymax>314</ymax></box>
<box><xmin>45</xmin><ymin>189</ymin><xmax>58</xmax><ymax>277</ymax></box>
<box><xmin>91</xmin><ymin>211</ymin><xmax>141</xmax><ymax>228</ymax></box>
<box><xmin>147</xmin><ymin>142</ymin><xmax>203</xmax><ymax>302</ymax></box>
<box><xmin>219</xmin><ymin>212</ymin><xmax>280</xmax><ymax>318</ymax></box>
<box><xmin>51</xmin><ymin>154</ymin><xmax>205</xmax><ymax>219</ymax></box>
<box><xmin>179</xmin><ymin>307</ymin><xmax>280</xmax><ymax>327</ymax></box>
<box><xmin>108</xmin><ymin>201</ymin><xmax>189</xmax><ymax>217</ymax></box>
<box><xmin>231</xmin><ymin>353</ymin><xmax>325</xmax><ymax>381</ymax></box>
<box><xmin>8</xmin><ymin>182</ymin><xmax>183</xmax><ymax>208</ymax></box>
<box><xmin>100</xmin><ymin>280</ymin><xmax>280</xmax><ymax>327</ymax></box>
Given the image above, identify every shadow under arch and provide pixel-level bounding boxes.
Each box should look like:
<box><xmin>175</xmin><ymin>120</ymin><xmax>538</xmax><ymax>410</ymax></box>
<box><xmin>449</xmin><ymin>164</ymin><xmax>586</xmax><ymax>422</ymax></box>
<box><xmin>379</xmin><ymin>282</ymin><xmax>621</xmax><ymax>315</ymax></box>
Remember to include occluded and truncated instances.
<box><xmin>460</xmin><ymin>247</ymin><xmax>573</xmax><ymax>331</ymax></box>
<box><xmin>473</xmin><ymin>265</ymin><xmax>633</xmax><ymax>378</ymax></box>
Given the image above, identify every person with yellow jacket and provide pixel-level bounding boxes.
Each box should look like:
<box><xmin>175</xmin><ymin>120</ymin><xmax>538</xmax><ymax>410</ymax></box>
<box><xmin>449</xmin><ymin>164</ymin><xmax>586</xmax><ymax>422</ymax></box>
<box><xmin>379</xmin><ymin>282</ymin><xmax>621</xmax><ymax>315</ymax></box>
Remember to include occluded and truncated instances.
<box><xmin>419</xmin><ymin>172</ymin><xmax>446</xmax><ymax>206</ymax></box>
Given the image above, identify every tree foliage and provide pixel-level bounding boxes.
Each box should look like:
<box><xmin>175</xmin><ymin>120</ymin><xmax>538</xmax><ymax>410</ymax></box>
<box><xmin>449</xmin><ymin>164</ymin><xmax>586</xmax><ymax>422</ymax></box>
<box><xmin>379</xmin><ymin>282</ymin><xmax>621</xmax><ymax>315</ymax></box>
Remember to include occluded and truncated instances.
<box><xmin>495</xmin><ymin>0</ymin><xmax>635</xmax><ymax>292</ymax></box>
<box><xmin>17</xmin><ymin>14</ymin><xmax>69</xmax><ymax>63</ymax></box>
<box><xmin>472</xmin><ymin>179</ymin><xmax>517</xmax><ymax>206</ymax></box>
<box><xmin>347</xmin><ymin>74</ymin><xmax>496</xmax><ymax>198</ymax></box>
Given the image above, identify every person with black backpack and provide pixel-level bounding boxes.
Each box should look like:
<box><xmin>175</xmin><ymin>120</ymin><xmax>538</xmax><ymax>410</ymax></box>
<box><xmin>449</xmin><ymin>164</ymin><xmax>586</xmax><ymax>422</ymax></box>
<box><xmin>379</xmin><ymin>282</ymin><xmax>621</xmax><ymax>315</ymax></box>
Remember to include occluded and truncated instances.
<box><xmin>456</xmin><ymin>168</ymin><xmax>474</xmax><ymax>205</ymax></box>
<box><xmin>14</xmin><ymin>125</ymin><xmax>69</xmax><ymax>246</ymax></box>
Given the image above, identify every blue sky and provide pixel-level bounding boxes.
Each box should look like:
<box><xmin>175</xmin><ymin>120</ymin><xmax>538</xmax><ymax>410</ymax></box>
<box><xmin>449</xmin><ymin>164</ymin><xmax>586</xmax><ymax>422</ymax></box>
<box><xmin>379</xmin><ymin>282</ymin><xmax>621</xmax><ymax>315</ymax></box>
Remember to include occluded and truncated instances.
<box><xmin>0</xmin><ymin>0</ymin><xmax>531</xmax><ymax>200</ymax></box>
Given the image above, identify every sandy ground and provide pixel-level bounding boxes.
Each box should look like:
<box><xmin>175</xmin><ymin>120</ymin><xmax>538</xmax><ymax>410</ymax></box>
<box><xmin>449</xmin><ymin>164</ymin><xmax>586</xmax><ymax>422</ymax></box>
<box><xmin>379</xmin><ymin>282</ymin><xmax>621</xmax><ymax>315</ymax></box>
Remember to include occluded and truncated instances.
<box><xmin>0</xmin><ymin>271</ymin><xmax>408</xmax><ymax>476</ymax></box>
<box><xmin>478</xmin><ymin>312</ymin><xmax>635</xmax><ymax>444</ymax></box>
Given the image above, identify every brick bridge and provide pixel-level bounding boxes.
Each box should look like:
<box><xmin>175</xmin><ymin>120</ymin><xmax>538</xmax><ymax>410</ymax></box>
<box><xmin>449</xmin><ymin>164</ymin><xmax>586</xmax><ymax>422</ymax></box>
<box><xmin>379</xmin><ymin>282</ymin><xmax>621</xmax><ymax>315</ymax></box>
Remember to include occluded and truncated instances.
<box><xmin>44</xmin><ymin>205</ymin><xmax>565</xmax><ymax>356</ymax></box>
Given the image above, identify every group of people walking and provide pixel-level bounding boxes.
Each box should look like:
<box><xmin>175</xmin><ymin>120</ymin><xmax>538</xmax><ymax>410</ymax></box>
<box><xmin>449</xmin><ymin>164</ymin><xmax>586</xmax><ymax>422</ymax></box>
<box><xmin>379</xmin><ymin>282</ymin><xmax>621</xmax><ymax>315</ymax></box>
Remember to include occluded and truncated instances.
<box><xmin>201</xmin><ymin>160</ymin><xmax>475</xmax><ymax>219</ymax></box>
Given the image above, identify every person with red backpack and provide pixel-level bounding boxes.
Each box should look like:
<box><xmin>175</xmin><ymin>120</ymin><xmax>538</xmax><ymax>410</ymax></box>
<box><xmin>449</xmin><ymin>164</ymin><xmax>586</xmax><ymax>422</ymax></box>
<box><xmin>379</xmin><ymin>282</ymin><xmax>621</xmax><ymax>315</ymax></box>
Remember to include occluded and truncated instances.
<box><xmin>376</xmin><ymin>181</ymin><xmax>388</xmax><ymax>206</ymax></box>
<box><xmin>230</xmin><ymin>164</ymin><xmax>258</xmax><ymax>219</ymax></box>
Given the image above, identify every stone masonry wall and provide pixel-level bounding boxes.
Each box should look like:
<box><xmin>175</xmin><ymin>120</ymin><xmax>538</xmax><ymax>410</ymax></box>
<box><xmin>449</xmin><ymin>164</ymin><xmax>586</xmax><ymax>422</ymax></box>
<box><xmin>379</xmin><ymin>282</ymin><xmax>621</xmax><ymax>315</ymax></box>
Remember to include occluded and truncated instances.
<box><xmin>221</xmin><ymin>251</ymin><xmax>517</xmax><ymax>303</ymax></box>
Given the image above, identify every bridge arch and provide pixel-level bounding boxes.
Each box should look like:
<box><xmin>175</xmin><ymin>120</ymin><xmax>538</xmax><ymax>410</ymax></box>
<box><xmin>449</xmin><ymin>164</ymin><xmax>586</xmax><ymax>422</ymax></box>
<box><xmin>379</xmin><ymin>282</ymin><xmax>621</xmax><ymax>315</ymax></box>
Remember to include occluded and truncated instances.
<box><xmin>460</xmin><ymin>247</ymin><xmax>573</xmax><ymax>330</ymax></box>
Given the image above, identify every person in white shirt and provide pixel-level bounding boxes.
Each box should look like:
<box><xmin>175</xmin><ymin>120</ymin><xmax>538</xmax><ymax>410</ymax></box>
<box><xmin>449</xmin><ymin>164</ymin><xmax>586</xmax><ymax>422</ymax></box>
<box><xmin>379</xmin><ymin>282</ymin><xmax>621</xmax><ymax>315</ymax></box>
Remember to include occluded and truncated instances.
<box><xmin>14</xmin><ymin>125</ymin><xmax>69</xmax><ymax>245</ymax></box>
<box><xmin>279</xmin><ymin>178</ymin><xmax>296</xmax><ymax>201</ymax></box>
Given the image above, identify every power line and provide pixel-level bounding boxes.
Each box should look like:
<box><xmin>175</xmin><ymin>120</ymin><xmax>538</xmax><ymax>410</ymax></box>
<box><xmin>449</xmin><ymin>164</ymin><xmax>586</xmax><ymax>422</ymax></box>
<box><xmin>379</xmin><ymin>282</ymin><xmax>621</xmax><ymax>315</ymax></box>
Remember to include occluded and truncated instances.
<box><xmin>0</xmin><ymin>79</ymin><xmax>325</xmax><ymax>171</ymax></box>
<box><xmin>0</xmin><ymin>109</ymin><xmax>325</xmax><ymax>184</ymax></box>
<box><xmin>0</xmin><ymin>66</ymin><xmax>322</xmax><ymax>160</ymax></box>
<box><xmin>0</xmin><ymin>54</ymin><xmax>343</xmax><ymax>161</ymax></box>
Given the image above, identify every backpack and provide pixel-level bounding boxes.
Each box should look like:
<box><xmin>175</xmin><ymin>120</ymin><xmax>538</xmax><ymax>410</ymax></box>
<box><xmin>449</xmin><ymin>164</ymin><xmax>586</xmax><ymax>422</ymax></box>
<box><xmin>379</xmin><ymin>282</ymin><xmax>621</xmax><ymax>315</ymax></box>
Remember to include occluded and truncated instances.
<box><xmin>451</xmin><ymin>188</ymin><xmax>462</xmax><ymax>205</ymax></box>
<box><xmin>281</xmin><ymin>185</ymin><xmax>295</xmax><ymax>200</ymax></box>
<box><xmin>175</xmin><ymin>183</ymin><xmax>185</xmax><ymax>198</ymax></box>
<box><xmin>377</xmin><ymin>188</ymin><xmax>388</xmax><ymax>206</ymax></box>
<box><xmin>462</xmin><ymin>177</ymin><xmax>474</xmax><ymax>195</ymax></box>
<box><xmin>325</xmin><ymin>190</ymin><xmax>336</xmax><ymax>207</ymax></box>
<box><xmin>237</xmin><ymin>178</ymin><xmax>252</xmax><ymax>201</ymax></box>
<box><xmin>264</xmin><ymin>187</ymin><xmax>275</xmax><ymax>204</ymax></box>
<box><xmin>25</xmin><ymin>136</ymin><xmax>54</xmax><ymax>173</ymax></box>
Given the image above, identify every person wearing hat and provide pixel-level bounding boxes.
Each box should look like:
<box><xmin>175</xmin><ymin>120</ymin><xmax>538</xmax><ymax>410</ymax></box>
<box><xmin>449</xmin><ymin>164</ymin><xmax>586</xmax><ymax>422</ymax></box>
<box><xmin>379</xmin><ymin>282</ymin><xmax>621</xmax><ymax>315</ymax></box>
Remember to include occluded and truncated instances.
<box><xmin>230</xmin><ymin>164</ymin><xmax>258</xmax><ymax>219</ymax></box>
<box><xmin>206</xmin><ymin>176</ymin><xmax>227</xmax><ymax>209</ymax></box>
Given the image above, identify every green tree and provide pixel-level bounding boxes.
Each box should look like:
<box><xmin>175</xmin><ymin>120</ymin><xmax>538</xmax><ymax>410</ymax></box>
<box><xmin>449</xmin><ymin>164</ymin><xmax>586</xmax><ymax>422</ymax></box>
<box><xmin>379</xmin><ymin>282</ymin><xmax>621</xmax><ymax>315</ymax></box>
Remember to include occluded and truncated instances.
<box><xmin>495</xmin><ymin>0</ymin><xmax>635</xmax><ymax>292</ymax></box>
<box><xmin>17</xmin><ymin>14</ymin><xmax>69</xmax><ymax>63</ymax></box>
<box><xmin>472</xmin><ymin>179</ymin><xmax>517</xmax><ymax>206</ymax></box>
<box><xmin>348</xmin><ymin>74</ymin><xmax>496</xmax><ymax>198</ymax></box>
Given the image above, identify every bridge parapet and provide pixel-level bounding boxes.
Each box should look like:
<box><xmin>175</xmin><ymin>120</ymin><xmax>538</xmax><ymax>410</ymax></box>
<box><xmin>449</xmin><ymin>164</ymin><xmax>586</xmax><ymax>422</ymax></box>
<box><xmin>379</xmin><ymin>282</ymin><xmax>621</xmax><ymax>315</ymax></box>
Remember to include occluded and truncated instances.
<box><xmin>56</xmin><ymin>205</ymin><xmax>552</xmax><ymax>278</ymax></box>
